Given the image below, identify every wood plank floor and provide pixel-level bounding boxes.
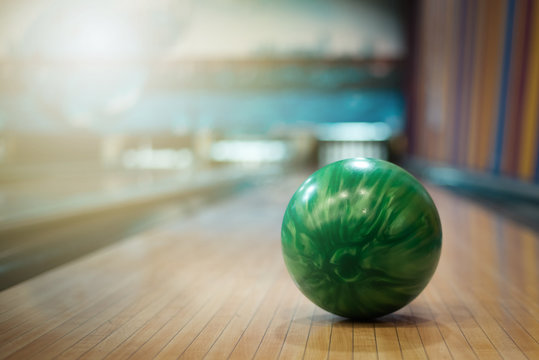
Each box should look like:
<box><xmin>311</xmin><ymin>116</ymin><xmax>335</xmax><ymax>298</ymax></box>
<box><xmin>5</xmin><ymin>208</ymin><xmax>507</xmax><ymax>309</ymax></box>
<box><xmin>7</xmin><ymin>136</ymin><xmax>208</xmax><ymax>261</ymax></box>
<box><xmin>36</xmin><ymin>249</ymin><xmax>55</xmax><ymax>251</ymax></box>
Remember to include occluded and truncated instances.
<box><xmin>0</xmin><ymin>172</ymin><xmax>538</xmax><ymax>359</ymax></box>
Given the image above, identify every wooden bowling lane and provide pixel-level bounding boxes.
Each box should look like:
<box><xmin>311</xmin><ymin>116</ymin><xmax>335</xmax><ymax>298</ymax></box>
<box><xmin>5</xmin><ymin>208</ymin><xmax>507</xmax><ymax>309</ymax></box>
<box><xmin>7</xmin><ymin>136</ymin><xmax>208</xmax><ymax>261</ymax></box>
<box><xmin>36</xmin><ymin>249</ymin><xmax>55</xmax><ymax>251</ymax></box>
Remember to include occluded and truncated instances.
<box><xmin>0</xmin><ymin>173</ymin><xmax>538</xmax><ymax>359</ymax></box>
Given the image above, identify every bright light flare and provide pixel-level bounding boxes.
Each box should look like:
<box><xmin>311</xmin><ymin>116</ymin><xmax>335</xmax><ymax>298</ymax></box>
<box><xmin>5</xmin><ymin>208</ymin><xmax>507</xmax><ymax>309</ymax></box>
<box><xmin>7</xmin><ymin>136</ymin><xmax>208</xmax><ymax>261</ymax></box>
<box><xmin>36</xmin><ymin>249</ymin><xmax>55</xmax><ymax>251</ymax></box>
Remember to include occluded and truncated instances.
<box><xmin>69</xmin><ymin>17</ymin><xmax>133</xmax><ymax>59</ymax></box>
<box><xmin>44</xmin><ymin>7</ymin><xmax>140</xmax><ymax>61</ymax></box>
<box><xmin>122</xmin><ymin>148</ymin><xmax>193</xmax><ymax>169</ymax></box>
<box><xmin>210</xmin><ymin>140</ymin><xmax>289</xmax><ymax>163</ymax></box>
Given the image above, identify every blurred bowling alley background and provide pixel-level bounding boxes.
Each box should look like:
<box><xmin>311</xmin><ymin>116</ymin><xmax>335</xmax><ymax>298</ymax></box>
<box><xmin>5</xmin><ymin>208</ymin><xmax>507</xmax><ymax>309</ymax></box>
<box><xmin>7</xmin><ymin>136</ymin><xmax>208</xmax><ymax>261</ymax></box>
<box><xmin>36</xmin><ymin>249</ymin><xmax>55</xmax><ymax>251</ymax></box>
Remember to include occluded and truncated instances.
<box><xmin>0</xmin><ymin>0</ymin><xmax>538</xmax><ymax>288</ymax></box>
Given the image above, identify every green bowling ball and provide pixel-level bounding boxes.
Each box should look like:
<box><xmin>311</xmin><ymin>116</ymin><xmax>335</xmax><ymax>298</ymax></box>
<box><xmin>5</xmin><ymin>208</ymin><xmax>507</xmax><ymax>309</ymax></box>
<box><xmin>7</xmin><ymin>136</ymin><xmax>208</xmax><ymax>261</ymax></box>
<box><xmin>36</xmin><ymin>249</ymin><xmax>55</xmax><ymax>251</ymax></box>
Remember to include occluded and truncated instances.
<box><xmin>281</xmin><ymin>158</ymin><xmax>442</xmax><ymax>319</ymax></box>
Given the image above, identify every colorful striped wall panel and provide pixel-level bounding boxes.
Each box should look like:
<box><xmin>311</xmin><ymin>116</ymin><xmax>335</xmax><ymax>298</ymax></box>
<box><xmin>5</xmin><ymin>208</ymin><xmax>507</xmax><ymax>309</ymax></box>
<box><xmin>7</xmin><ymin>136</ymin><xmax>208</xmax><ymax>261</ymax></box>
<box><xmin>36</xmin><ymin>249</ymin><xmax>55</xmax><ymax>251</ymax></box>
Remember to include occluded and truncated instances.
<box><xmin>411</xmin><ymin>0</ymin><xmax>539</xmax><ymax>183</ymax></box>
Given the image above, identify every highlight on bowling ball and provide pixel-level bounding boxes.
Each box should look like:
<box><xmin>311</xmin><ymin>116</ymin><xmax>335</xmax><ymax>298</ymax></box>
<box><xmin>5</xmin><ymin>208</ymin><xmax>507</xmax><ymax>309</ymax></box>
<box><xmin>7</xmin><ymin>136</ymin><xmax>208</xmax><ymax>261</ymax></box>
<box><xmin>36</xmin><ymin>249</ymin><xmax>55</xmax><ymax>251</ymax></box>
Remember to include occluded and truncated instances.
<box><xmin>281</xmin><ymin>158</ymin><xmax>442</xmax><ymax>319</ymax></box>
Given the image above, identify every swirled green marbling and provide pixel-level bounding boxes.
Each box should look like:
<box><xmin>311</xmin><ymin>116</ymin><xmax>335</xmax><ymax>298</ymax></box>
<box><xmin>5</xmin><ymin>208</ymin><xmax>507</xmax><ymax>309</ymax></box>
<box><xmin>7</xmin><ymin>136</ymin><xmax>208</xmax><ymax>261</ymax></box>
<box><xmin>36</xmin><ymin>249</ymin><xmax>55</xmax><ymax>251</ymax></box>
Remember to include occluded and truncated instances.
<box><xmin>281</xmin><ymin>158</ymin><xmax>442</xmax><ymax>319</ymax></box>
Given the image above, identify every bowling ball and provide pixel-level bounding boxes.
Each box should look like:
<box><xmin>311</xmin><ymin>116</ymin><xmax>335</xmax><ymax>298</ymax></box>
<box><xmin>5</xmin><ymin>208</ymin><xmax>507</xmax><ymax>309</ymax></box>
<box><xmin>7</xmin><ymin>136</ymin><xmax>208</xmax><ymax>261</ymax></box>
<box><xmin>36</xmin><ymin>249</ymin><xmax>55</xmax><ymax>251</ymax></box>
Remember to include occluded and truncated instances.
<box><xmin>281</xmin><ymin>158</ymin><xmax>442</xmax><ymax>319</ymax></box>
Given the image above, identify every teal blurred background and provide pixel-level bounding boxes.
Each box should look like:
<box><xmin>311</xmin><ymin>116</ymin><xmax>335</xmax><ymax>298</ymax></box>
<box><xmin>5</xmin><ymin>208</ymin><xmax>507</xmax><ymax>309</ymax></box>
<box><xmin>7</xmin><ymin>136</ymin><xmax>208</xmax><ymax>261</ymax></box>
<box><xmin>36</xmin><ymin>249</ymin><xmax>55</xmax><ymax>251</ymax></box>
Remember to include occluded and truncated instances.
<box><xmin>0</xmin><ymin>0</ymin><xmax>410</xmax><ymax>288</ymax></box>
